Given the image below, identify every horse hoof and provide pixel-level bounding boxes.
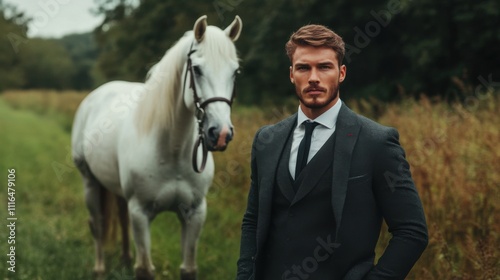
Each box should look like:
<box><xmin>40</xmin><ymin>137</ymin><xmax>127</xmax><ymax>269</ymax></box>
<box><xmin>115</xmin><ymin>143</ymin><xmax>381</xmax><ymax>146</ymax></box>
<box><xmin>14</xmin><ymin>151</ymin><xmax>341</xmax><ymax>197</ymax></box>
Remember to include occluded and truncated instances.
<box><xmin>135</xmin><ymin>267</ymin><xmax>155</xmax><ymax>280</ymax></box>
<box><xmin>180</xmin><ymin>268</ymin><xmax>197</xmax><ymax>280</ymax></box>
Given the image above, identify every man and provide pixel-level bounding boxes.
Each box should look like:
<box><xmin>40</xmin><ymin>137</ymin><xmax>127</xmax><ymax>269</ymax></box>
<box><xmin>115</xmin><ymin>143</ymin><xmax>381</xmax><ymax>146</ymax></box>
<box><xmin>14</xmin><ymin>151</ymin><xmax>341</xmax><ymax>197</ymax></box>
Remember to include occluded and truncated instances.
<box><xmin>236</xmin><ymin>24</ymin><xmax>428</xmax><ymax>280</ymax></box>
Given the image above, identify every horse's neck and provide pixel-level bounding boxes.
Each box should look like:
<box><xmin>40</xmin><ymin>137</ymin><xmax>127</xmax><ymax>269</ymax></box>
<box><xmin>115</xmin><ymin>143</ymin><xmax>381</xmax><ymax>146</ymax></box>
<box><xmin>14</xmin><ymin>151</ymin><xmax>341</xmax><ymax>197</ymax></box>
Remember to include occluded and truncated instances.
<box><xmin>155</xmin><ymin>90</ymin><xmax>196</xmax><ymax>158</ymax></box>
<box><xmin>142</xmin><ymin>37</ymin><xmax>197</xmax><ymax>158</ymax></box>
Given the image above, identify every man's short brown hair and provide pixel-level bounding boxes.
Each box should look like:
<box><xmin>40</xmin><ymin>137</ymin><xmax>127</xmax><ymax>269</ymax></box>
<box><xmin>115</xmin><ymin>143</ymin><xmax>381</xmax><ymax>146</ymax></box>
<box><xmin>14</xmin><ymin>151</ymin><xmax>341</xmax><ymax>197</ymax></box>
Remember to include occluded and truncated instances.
<box><xmin>285</xmin><ymin>24</ymin><xmax>345</xmax><ymax>65</ymax></box>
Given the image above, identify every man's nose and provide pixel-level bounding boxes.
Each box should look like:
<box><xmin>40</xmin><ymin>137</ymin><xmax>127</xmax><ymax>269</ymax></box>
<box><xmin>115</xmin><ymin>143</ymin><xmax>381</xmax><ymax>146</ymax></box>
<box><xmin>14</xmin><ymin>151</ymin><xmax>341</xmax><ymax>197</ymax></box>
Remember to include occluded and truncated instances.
<box><xmin>309</xmin><ymin>68</ymin><xmax>319</xmax><ymax>83</ymax></box>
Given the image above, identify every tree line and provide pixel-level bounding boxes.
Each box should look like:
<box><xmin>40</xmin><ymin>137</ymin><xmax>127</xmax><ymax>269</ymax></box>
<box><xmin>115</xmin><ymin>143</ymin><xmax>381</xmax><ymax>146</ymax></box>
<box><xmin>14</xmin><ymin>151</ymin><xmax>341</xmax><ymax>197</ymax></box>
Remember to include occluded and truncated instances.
<box><xmin>1</xmin><ymin>0</ymin><xmax>498</xmax><ymax>104</ymax></box>
<box><xmin>0</xmin><ymin>2</ymin><xmax>100</xmax><ymax>91</ymax></box>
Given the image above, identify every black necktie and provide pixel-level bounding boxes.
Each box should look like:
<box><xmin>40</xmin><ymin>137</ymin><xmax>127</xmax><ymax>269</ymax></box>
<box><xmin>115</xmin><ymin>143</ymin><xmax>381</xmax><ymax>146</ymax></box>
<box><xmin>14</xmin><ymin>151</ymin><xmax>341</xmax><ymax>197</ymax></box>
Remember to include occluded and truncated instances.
<box><xmin>295</xmin><ymin>121</ymin><xmax>319</xmax><ymax>180</ymax></box>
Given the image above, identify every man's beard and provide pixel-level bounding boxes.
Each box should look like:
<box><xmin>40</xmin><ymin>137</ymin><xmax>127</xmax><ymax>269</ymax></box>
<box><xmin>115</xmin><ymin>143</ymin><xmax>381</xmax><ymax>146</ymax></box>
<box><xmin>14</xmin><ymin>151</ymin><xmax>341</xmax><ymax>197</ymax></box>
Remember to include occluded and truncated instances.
<box><xmin>296</xmin><ymin>84</ymin><xmax>339</xmax><ymax>109</ymax></box>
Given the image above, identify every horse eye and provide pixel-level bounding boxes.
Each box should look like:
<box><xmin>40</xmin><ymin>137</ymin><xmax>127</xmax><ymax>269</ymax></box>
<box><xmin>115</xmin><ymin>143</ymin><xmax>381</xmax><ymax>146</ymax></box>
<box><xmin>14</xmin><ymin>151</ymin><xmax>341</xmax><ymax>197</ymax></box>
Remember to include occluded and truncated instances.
<box><xmin>193</xmin><ymin>65</ymin><xmax>202</xmax><ymax>76</ymax></box>
<box><xmin>234</xmin><ymin>69</ymin><xmax>241</xmax><ymax>76</ymax></box>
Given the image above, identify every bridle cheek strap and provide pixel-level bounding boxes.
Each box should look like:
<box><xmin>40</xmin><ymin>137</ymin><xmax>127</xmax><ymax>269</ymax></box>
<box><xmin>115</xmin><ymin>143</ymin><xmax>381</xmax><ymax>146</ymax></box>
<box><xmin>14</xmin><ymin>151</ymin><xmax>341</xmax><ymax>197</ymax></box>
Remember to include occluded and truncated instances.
<box><xmin>184</xmin><ymin>43</ymin><xmax>236</xmax><ymax>173</ymax></box>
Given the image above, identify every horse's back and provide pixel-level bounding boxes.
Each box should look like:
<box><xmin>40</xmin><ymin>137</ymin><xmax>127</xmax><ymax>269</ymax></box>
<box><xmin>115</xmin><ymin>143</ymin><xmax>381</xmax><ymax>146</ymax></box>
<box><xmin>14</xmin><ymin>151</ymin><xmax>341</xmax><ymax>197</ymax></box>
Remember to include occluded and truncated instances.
<box><xmin>72</xmin><ymin>80</ymin><xmax>144</xmax><ymax>194</ymax></box>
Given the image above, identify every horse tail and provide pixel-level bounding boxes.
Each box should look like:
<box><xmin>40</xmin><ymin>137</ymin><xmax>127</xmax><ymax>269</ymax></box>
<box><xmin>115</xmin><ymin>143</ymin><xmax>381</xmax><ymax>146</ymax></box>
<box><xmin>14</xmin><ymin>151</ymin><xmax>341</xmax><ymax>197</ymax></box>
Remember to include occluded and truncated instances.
<box><xmin>100</xmin><ymin>185</ymin><xmax>120</xmax><ymax>246</ymax></box>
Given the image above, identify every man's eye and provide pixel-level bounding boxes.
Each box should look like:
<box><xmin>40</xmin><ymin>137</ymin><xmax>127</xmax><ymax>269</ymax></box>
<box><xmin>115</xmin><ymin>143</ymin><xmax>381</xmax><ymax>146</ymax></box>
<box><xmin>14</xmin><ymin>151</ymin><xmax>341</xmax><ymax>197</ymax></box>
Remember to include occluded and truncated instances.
<box><xmin>296</xmin><ymin>66</ymin><xmax>308</xmax><ymax>71</ymax></box>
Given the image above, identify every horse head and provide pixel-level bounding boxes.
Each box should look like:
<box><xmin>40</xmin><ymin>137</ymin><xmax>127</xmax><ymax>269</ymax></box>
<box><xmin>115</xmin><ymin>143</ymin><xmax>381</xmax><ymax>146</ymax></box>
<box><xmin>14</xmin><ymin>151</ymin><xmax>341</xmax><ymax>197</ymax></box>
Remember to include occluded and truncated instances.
<box><xmin>183</xmin><ymin>15</ymin><xmax>242</xmax><ymax>152</ymax></box>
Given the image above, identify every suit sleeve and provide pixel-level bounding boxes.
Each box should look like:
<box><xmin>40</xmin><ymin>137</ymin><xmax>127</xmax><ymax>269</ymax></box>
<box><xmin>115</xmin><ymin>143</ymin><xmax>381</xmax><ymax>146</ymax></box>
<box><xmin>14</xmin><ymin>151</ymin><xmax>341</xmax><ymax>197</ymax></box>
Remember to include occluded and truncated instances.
<box><xmin>365</xmin><ymin>127</ymin><xmax>428</xmax><ymax>280</ymax></box>
<box><xmin>236</xmin><ymin>129</ymin><xmax>262</xmax><ymax>280</ymax></box>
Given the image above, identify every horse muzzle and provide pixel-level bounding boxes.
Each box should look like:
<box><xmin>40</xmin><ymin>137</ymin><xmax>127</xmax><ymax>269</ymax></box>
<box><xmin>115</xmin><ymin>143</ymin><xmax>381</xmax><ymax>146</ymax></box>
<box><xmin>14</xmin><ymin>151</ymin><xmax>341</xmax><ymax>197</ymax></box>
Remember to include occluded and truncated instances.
<box><xmin>204</xmin><ymin>124</ymin><xmax>233</xmax><ymax>151</ymax></box>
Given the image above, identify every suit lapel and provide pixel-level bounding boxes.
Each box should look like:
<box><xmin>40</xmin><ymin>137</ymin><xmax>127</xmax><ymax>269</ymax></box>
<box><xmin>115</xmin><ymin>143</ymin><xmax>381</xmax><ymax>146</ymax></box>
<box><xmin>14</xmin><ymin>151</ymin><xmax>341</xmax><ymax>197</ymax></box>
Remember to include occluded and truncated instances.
<box><xmin>331</xmin><ymin>104</ymin><xmax>360</xmax><ymax>241</ymax></box>
<box><xmin>256</xmin><ymin>113</ymin><xmax>297</xmax><ymax>253</ymax></box>
<box><xmin>275</xmin><ymin>138</ymin><xmax>296</xmax><ymax>203</ymax></box>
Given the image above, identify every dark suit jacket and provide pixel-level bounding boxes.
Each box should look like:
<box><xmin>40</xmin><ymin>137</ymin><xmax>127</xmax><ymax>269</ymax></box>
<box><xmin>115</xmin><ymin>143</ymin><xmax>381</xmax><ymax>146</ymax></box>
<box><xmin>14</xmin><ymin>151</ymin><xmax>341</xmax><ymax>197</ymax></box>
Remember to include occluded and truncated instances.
<box><xmin>237</xmin><ymin>103</ymin><xmax>428</xmax><ymax>280</ymax></box>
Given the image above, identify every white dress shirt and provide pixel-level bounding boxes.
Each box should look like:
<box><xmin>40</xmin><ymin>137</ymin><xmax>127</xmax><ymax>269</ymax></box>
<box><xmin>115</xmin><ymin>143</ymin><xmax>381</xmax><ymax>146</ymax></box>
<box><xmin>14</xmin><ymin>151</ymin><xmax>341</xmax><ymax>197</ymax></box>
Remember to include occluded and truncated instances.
<box><xmin>289</xmin><ymin>99</ymin><xmax>342</xmax><ymax>179</ymax></box>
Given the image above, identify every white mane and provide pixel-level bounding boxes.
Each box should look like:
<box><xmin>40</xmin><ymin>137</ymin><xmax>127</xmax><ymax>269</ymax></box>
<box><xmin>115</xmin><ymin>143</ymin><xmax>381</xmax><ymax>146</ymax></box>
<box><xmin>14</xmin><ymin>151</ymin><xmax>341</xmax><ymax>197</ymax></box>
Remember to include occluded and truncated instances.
<box><xmin>135</xmin><ymin>27</ymin><xmax>239</xmax><ymax>134</ymax></box>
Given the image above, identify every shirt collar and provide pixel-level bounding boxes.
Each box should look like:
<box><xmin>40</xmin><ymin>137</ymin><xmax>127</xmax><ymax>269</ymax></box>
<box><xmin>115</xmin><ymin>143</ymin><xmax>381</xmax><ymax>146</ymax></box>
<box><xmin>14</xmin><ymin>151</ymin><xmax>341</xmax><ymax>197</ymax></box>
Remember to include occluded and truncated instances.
<box><xmin>296</xmin><ymin>99</ymin><xmax>342</xmax><ymax>129</ymax></box>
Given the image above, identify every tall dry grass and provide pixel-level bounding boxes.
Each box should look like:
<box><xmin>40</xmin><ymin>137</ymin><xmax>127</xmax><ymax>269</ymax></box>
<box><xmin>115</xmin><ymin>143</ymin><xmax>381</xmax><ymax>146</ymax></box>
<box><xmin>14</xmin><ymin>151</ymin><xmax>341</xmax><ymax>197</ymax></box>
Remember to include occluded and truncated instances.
<box><xmin>1</xmin><ymin>89</ymin><xmax>87</xmax><ymax>131</ymax></box>
<box><xmin>350</xmin><ymin>93</ymin><xmax>500</xmax><ymax>279</ymax></box>
<box><xmin>1</xmin><ymin>90</ymin><xmax>499</xmax><ymax>279</ymax></box>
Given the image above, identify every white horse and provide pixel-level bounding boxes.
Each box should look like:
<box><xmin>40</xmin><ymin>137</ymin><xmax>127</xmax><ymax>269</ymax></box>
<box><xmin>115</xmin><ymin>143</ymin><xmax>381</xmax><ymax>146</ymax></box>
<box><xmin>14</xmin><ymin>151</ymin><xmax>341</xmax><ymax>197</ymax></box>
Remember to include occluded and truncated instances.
<box><xmin>71</xmin><ymin>15</ymin><xmax>242</xmax><ymax>280</ymax></box>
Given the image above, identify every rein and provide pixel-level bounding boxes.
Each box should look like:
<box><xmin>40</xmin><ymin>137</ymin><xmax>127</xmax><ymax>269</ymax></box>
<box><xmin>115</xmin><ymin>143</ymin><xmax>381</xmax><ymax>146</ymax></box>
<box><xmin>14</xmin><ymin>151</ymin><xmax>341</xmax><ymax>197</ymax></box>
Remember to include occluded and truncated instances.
<box><xmin>183</xmin><ymin>42</ymin><xmax>236</xmax><ymax>173</ymax></box>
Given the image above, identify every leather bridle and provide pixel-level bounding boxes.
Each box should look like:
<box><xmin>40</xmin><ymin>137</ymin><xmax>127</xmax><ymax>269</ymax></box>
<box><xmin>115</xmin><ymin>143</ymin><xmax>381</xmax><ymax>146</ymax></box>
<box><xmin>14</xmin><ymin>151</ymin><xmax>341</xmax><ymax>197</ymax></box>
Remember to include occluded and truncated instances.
<box><xmin>182</xmin><ymin>42</ymin><xmax>236</xmax><ymax>173</ymax></box>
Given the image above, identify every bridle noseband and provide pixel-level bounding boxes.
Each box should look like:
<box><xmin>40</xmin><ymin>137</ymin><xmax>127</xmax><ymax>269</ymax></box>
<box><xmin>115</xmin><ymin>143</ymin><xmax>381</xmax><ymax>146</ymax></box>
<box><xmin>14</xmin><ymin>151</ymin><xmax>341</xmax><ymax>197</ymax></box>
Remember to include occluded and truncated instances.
<box><xmin>183</xmin><ymin>42</ymin><xmax>236</xmax><ymax>173</ymax></box>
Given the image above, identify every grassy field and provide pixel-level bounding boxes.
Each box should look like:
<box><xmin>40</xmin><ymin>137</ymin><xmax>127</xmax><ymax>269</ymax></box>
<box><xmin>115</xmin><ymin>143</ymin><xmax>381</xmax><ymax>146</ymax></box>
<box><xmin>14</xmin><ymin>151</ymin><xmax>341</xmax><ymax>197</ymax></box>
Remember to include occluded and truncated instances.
<box><xmin>0</xmin><ymin>90</ymin><xmax>499</xmax><ymax>279</ymax></box>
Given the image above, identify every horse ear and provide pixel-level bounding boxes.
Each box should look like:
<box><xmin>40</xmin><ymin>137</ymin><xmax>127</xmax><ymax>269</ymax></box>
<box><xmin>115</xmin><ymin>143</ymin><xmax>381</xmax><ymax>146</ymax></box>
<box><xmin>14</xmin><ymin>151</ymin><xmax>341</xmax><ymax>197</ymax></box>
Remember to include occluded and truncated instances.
<box><xmin>225</xmin><ymin>15</ymin><xmax>242</xmax><ymax>42</ymax></box>
<box><xmin>194</xmin><ymin>15</ymin><xmax>208</xmax><ymax>42</ymax></box>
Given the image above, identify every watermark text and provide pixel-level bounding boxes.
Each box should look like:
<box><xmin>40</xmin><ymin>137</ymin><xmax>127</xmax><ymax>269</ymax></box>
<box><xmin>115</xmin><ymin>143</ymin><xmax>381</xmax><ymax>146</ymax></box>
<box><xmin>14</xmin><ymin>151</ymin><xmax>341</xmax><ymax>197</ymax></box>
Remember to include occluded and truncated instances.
<box><xmin>6</xmin><ymin>169</ymin><xmax>17</xmax><ymax>273</ymax></box>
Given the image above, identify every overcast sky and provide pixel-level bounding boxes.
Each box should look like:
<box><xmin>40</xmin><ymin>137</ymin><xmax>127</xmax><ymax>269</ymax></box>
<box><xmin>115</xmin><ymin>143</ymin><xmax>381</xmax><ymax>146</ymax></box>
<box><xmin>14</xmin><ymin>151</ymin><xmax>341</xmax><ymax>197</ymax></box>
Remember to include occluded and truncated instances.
<box><xmin>5</xmin><ymin>0</ymin><xmax>104</xmax><ymax>38</ymax></box>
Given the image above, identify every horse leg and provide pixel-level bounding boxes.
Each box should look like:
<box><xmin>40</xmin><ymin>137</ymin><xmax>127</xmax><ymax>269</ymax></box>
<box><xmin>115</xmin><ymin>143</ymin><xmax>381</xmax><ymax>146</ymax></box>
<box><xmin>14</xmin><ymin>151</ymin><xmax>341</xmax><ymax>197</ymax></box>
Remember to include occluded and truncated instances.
<box><xmin>129</xmin><ymin>200</ymin><xmax>155</xmax><ymax>280</ymax></box>
<box><xmin>83</xmin><ymin>176</ymin><xmax>106</xmax><ymax>276</ymax></box>
<box><xmin>117</xmin><ymin>196</ymin><xmax>132</xmax><ymax>267</ymax></box>
<box><xmin>177</xmin><ymin>198</ymin><xmax>207</xmax><ymax>280</ymax></box>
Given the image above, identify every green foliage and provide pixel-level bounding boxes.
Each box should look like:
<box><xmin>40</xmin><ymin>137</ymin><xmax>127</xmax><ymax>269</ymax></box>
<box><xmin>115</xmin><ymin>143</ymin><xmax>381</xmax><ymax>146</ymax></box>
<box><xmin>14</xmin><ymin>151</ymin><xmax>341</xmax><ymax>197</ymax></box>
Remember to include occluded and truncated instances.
<box><xmin>1</xmin><ymin>1</ymin><xmax>499</xmax><ymax>102</ymax></box>
<box><xmin>395</xmin><ymin>0</ymin><xmax>500</xmax><ymax>99</ymax></box>
<box><xmin>0</xmin><ymin>3</ymin><xmax>29</xmax><ymax>90</ymax></box>
<box><xmin>93</xmin><ymin>0</ymin><xmax>223</xmax><ymax>81</ymax></box>
<box><xmin>59</xmin><ymin>33</ymin><xmax>101</xmax><ymax>89</ymax></box>
<box><xmin>92</xmin><ymin>0</ymin><xmax>500</xmax><ymax>104</ymax></box>
<box><xmin>0</xmin><ymin>4</ymin><xmax>100</xmax><ymax>91</ymax></box>
<box><xmin>17</xmin><ymin>38</ymin><xmax>76</xmax><ymax>89</ymax></box>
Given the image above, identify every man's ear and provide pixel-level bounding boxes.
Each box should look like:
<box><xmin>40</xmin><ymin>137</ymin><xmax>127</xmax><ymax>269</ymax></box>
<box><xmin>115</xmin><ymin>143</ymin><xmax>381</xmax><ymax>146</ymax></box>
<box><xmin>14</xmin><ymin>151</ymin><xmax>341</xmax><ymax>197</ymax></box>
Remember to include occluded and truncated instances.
<box><xmin>290</xmin><ymin>65</ymin><xmax>294</xmax><ymax>83</ymax></box>
<box><xmin>339</xmin><ymin>64</ymin><xmax>346</xmax><ymax>82</ymax></box>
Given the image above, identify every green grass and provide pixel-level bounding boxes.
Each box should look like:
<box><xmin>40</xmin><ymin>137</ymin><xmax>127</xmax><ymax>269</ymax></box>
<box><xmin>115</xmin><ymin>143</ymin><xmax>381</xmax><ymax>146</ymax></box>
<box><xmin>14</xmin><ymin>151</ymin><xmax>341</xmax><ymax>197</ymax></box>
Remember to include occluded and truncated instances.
<box><xmin>0</xmin><ymin>99</ymin><xmax>246</xmax><ymax>279</ymax></box>
<box><xmin>0</xmin><ymin>99</ymin><xmax>94</xmax><ymax>279</ymax></box>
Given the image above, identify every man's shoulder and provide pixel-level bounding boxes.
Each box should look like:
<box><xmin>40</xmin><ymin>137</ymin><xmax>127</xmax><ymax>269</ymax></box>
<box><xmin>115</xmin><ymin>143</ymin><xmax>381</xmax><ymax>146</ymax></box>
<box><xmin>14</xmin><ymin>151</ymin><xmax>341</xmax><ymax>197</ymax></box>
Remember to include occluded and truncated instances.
<box><xmin>341</xmin><ymin>104</ymin><xmax>397</xmax><ymax>138</ymax></box>
<box><xmin>250</xmin><ymin>113</ymin><xmax>296</xmax><ymax>153</ymax></box>
<box><xmin>256</xmin><ymin>113</ymin><xmax>296</xmax><ymax>137</ymax></box>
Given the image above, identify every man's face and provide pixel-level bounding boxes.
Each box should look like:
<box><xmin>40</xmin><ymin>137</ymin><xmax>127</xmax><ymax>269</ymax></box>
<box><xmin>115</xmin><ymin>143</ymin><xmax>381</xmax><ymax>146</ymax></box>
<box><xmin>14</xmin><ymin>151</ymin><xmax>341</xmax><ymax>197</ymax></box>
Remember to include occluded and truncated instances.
<box><xmin>290</xmin><ymin>45</ymin><xmax>346</xmax><ymax>118</ymax></box>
